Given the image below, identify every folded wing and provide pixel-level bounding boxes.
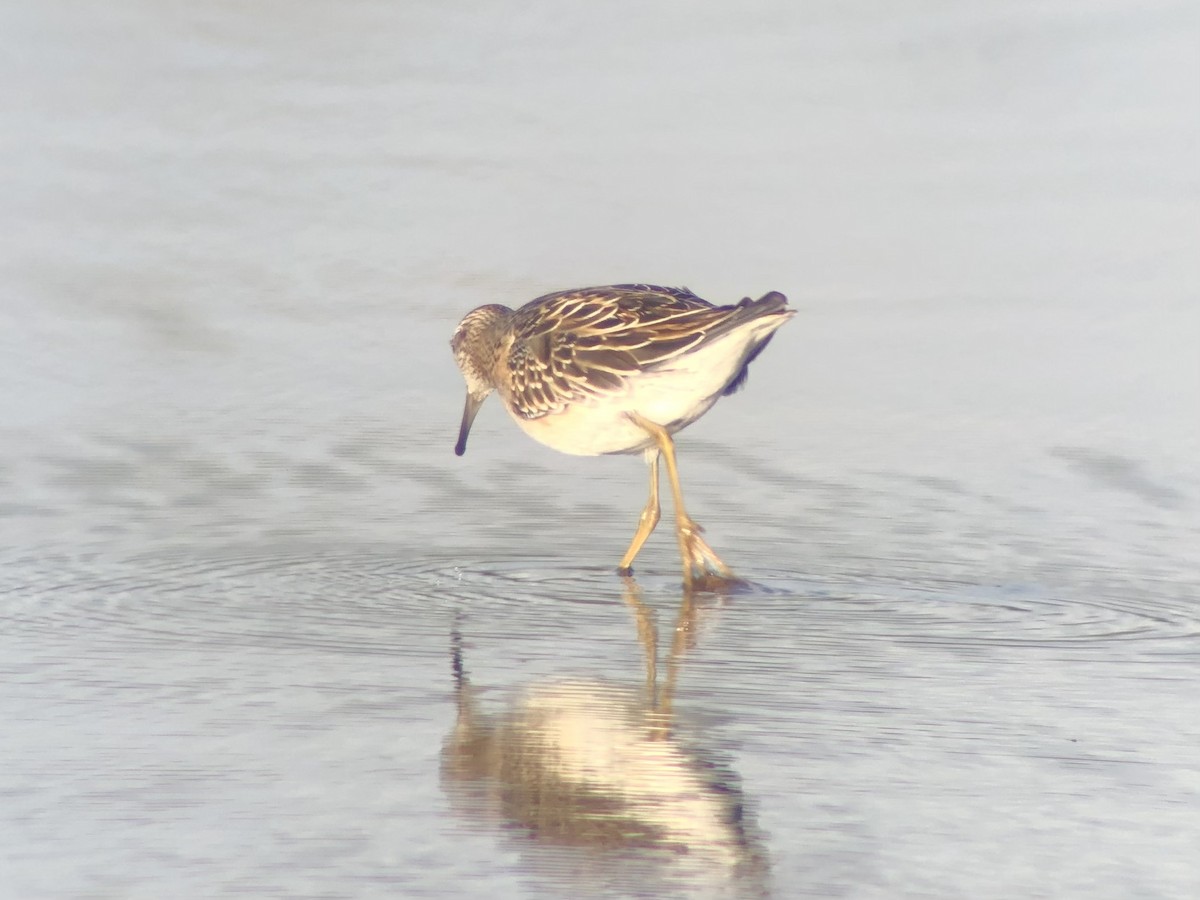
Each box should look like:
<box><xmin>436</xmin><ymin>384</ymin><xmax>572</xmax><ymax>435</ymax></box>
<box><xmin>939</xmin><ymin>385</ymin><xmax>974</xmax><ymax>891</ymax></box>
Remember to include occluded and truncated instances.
<box><xmin>505</xmin><ymin>285</ymin><xmax>775</xmax><ymax>420</ymax></box>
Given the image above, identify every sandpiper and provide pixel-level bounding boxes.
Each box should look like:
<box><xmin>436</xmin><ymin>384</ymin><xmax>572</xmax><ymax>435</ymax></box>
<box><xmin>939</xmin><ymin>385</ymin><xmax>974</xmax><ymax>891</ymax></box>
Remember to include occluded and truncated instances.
<box><xmin>450</xmin><ymin>283</ymin><xmax>794</xmax><ymax>588</ymax></box>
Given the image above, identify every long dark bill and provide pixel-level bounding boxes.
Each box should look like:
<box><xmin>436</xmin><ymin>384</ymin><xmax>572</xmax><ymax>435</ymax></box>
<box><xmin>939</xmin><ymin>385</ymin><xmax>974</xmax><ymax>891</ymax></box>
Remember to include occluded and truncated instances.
<box><xmin>454</xmin><ymin>393</ymin><xmax>485</xmax><ymax>456</ymax></box>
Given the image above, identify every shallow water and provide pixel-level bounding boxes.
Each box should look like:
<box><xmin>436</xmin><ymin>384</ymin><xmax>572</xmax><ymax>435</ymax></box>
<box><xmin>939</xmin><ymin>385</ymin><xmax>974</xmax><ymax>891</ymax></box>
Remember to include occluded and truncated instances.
<box><xmin>2</xmin><ymin>1</ymin><xmax>1199</xmax><ymax>898</ymax></box>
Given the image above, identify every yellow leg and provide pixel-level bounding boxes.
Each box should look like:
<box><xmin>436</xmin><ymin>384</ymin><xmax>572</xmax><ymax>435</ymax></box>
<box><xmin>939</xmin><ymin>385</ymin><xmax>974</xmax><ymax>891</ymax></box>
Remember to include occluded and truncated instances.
<box><xmin>617</xmin><ymin>452</ymin><xmax>661</xmax><ymax>575</ymax></box>
<box><xmin>624</xmin><ymin>412</ymin><xmax>735</xmax><ymax>587</ymax></box>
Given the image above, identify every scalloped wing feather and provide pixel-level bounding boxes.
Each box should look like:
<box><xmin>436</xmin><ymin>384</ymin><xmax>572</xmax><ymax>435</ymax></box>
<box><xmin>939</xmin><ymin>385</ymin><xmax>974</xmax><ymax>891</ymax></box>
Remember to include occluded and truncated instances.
<box><xmin>504</xmin><ymin>285</ymin><xmax>749</xmax><ymax>420</ymax></box>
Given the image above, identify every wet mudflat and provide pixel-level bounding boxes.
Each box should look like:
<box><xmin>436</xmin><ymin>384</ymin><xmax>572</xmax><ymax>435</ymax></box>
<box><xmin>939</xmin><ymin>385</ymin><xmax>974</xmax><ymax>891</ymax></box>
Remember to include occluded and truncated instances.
<box><xmin>2</xmin><ymin>2</ymin><xmax>1198</xmax><ymax>898</ymax></box>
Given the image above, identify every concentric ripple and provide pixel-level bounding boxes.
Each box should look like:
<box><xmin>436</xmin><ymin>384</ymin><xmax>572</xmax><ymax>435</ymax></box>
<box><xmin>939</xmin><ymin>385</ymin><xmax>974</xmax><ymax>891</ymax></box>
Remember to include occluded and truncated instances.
<box><xmin>0</xmin><ymin>548</ymin><xmax>1196</xmax><ymax>661</ymax></box>
<box><xmin>744</xmin><ymin>566</ymin><xmax>1200</xmax><ymax>659</ymax></box>
<box><xmin>0</xmin><ymin>548</ymin><xmax>631</xmax><ymax>655</ymax></box>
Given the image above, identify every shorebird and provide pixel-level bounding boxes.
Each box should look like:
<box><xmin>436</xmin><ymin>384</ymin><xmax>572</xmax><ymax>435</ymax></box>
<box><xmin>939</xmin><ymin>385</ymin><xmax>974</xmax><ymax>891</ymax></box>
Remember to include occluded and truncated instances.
<box><xmin>450</xmin><ymin>283</ymin><xmax>794</xmax><ymax>588</ymax></box>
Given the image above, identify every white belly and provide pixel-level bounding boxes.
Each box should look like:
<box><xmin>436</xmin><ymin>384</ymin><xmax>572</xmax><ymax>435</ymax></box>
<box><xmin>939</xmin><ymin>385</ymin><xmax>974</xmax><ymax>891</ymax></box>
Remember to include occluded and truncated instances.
<box><xmin>511</xmin><ymin>393</ymin><xmax>678</xmax><ymax>456</ymax></box>
<box><xmin>507</xmin><ymin>324</ymin><xmax>774</xmax><ymax>456</ymax></box>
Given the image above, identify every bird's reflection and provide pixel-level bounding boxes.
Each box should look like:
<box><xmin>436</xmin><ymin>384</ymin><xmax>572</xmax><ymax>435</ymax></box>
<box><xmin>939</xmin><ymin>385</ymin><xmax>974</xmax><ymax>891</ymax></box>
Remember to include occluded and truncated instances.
<box><xmin>441</xmin><ymin>581</ymin><xmax>770</xmax><ymax>897</ymax></box>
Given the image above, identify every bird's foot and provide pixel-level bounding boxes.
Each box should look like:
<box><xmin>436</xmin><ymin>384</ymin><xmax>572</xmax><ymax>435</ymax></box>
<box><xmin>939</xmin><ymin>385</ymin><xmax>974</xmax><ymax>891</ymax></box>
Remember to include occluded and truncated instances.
<box><xmin>677</xmin><ymin>518</ymin><xmax>743</xmax><ymax>592</ymax></box>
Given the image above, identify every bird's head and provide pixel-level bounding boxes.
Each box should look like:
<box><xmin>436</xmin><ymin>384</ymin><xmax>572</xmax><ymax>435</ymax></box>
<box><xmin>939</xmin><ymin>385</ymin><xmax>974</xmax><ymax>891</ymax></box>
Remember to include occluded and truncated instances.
<box><xmin>450</xmin><ymin>304</ymin><xmax>511</xmax><ymax>456</ymax></box>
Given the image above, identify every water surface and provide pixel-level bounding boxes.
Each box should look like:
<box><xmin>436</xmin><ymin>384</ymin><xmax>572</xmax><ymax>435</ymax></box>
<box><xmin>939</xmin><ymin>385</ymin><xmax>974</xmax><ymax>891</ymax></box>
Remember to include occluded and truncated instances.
<box><xmin>2</xmin><ymin>1</ymin><xmax>1198</xmax><ymax>898</ymax></box>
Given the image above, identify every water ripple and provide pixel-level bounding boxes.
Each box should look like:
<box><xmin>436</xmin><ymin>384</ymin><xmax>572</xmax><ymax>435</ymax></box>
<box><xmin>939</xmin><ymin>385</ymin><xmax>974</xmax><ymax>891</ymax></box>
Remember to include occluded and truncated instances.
<box><xmin>1</xmin><ymin>550</ymin><xmax>1195</xmax><ymax>660</ymax></box>
<box><xmin>742</xmin><ymin>567</ymin><xmax>1199</xmax><ymax>656</ymax></box>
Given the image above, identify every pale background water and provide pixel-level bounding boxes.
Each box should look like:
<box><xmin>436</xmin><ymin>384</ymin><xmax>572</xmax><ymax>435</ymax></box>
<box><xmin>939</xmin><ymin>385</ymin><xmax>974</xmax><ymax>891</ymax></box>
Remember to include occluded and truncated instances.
<box><xmin>2</xmin><ymin>1</ymin><xmax>1198</xmax><ymax>898</ymax></box>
